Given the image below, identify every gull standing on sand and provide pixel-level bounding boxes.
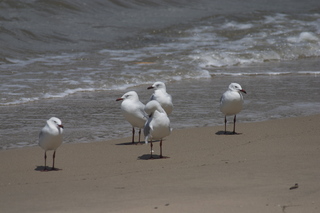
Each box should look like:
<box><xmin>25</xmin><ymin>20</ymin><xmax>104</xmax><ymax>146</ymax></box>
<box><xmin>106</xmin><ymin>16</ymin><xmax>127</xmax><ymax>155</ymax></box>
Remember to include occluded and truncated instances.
<box><xmin>220</xmin><ymin>83</ymin><xmax>246</xmax><ymax>134</ymax></box>
<box><xmin>147</xmin><ymin>81</ymin><xmax>173</xmax><ymax>115</ymax></box>
<box><xmin>39</xmin><ymin>117</ymin><xmax>64</xmax><ymax>171</ymax></box>
<box><xmin>144</xmin><ymin>100</ymin><xmax>172</xmax><ymax>159</ymax></box>
<box><xmin>116</xmin><ymin>91</ymin><xmax>148</xmax><ymax>144</ymax></box>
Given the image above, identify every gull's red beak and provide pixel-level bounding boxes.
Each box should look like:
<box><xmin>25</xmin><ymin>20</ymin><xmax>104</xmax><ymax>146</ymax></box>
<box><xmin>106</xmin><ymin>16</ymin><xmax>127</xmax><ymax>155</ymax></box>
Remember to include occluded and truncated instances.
<box><xmin>147</xmin><ymin>86</ymin><xmax>154</xmax><ymax>90</ymax></box>
<box><xmin>240</xmin><ymin>89</ymin><xmax>247</xmax><ymax>94</ymax></box>
<box><xmin>116</xmin><ymin>98</ymin><xmax>123</xmax><ymax>101</ymax></box>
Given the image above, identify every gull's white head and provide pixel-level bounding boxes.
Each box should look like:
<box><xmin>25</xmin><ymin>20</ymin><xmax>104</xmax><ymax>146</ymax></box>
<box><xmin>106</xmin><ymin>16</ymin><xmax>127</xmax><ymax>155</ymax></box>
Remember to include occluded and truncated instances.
<box><xmin>147</xmin><ymin>81</ymin><xmax>166</xmax><ymax>91</ymax></box>
<box><xmin>116</xmin><ymin>91</ymin><xmax>139</xmax><ymax>102</ymax></box>
<box><xmin>48</xmin><ymin>117</ymin><xmax>64</xmax><ymax>130</ymax></box>
<box><xmin>228</xmin><ymin>83</ymin><xmax>246</xmax><ymax>94</ymax></box>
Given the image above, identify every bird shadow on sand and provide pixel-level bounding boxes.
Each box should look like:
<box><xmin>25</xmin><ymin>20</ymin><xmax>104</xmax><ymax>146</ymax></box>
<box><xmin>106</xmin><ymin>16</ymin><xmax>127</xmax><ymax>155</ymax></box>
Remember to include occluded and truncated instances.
<box><xmin>215</xmin><ymin>131</ymin><xmax>242</xmax><ymax>135</ymax></box>
<box><xmin>115</xmin><ymin>141</ymin><xmax>144</xmax><ymax>146</ymax></box>
<box><xmin>116</xmin><ymin>139</ymin><xmax>163</xmax><ymax>146</ymax></box>
<box><xmin>34</xmin><ymin>166</ymin><xmax>62</xmax><ymax>172</ymax></box>
<box><xmin>138</xmin><ymin>154</ymin><xmax>170</xmax><ymax>160</ymax></box>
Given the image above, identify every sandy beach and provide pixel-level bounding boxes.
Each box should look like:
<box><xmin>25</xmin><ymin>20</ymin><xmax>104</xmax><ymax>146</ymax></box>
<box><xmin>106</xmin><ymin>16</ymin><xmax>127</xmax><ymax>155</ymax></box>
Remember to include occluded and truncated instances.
<box><xmin>1</xmin><ymin>114</ymin><xmax>319</xmax><ymax>213</ymax></box>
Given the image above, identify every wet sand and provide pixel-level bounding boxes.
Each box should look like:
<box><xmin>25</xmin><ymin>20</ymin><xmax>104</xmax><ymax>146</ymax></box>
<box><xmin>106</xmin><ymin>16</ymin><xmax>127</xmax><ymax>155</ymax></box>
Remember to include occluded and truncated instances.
<box><xmin>1</xmin><ymin>114</ymin><xmax>319</xmax><ymax>213</ymax></box>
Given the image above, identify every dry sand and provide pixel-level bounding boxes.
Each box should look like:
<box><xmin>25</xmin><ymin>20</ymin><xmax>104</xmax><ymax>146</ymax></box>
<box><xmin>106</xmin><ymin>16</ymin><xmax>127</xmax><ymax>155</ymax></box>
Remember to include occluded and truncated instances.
<box><xmin>1</xmin><ymin>114</ymin><xmax>320</xmax><ymax>213</ymax></box>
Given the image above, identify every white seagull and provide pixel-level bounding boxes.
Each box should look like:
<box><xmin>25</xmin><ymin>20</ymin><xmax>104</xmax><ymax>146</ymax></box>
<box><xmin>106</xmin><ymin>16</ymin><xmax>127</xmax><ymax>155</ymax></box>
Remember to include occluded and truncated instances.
<box><xmin>144</xmin><ymin>100</ymin><xmax>172</xmax><ymax>159</ymax></box>
<box><xmin>220</xmin><ymin>83</ymin><xmax>247</xmax><ymax>134</ymax></box>
<box><xmin>147</xmin><ymin>81</ymin><xmax>173</xmax><ymax>115</ymax></box>
<box><xmin>116</xmin><ymin>91</ymin><xmax>148</xmax><ymax>144</ymax></box>
<box><xmin>39</xmin><ymin>117</ymin><xmax>64</xmax><ymax>171</ymax></box>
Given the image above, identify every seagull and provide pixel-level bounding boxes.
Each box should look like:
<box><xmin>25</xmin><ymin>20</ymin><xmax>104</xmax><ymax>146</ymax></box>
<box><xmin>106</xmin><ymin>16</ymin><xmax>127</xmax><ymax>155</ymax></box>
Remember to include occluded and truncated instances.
<box><xmin>116</xmin><ymin>91</ymin><xmax>148</xmax><ymax>144</ymax></box>
<box><xmin>39</xmin><ymin>117</ymin><xmax>64</xmax><ymax>171</ymax></box>
<box><xmin>220</xmin><ymin>83</ymin><xmax>246</xmax><ymax>134</ymax></box>
<box><xmin>147</xmin><ymin>81</ymin><xmax>173</xmax><ymax>115</ymax></box>
<box><xmin>144</xmin><ymin>100</ymin><xmax>172</xmax><ymax>159</ymax></box>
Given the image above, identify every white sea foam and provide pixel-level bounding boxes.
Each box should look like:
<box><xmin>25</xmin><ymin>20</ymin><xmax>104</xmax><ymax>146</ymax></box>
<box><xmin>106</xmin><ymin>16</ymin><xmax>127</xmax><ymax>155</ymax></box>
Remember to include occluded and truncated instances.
<box><xmin>3</xmin><ymin>52</ymin><xmax>85</xmax><ymax>68</ymax></box>
<box><xmin>288</xmin><ymin>32</ymin><xmax>319</xmax><ymax>43</ymax></box>
<box><xmin>1</xmin><ymin>97</ymin><xmax>40</xmax><ymax>106</ymax></box>
<box><xmin>1</xmin><ymin>12</ymin><xmax>320</xmax><ymax>107</ymax></box>
<box><xmin>221</xmin><ymin>21</ymin><xmax>253</xmax><ymax>30</ymax></box>
<box><xmin>298</xmin><ymin>71</ymin><xmax>320</xmax><ymax>76</ymax></box>
<box><xmin>186</xmin><ymin>13</ymin><xmax>320</xmax><ymax>70</ymax></box>
<box><xmin>210</xmin><ymin>71</ymin><xmax>305</xmax><ymax>77</ymax></box>
<box><xmin>42</xmin><ymin>88</ymin><xmax>95</xmax><ymax>99</ymax></box>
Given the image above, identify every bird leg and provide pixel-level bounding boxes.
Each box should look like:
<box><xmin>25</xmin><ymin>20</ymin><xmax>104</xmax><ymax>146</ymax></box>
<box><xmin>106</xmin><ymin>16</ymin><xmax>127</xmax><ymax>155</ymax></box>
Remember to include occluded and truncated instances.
<box><xmin>224</xmin><ymin>116</ymin><xmax>227</xmax><ymax>134</ymax></box>
<box><xmin>150</xmin><ymin>141</ymin><xmax>154</xmax><ymax>159</ymax></box>
<box><xmin>132</xmin><ymin>127</ymin><xmax>135</xmax><ymax>144</ymax></box>
<box><xmin>43</xmin><ymin>151</ymin><xmax>48</xmax><ymax>171</ymax></box>
<box><xmin>138</xmin><ymin>129</ymin><xmax>141</xmax><ymax>143</ymax></box>
<box><xmin>233</xmin><ymin>115</ymin><xmax>236</xmax><ymax>134</ymax></box>
<box><xmin>160</xmin><ymin>139</ymin><xmax>163</xmax><ymax>158</ymax></box>
<box><xmin>52</xmin><ymin>150</ymin><xmax>56</xmax><ymax>170</ymax></box>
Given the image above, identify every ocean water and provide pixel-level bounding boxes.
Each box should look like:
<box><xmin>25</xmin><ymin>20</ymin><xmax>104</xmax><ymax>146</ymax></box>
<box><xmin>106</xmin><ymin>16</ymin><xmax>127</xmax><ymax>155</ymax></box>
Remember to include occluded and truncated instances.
<box><xmin>1</xmin><ymin>0</ymin><xmax>320</xmax><ymax>149</ymax></box>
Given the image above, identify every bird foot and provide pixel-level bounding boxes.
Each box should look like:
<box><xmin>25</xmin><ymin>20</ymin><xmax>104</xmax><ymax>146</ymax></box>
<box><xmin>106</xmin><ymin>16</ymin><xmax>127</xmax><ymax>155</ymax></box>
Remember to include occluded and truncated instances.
<box><xmin>222</xmin><ymin>131</ymin><xmax>242</xmax><ymax>135</ymax></box>
<box><xmin>232</xmin><ymin>132</ymin><xmax>242</xmax><ymax>135</ymax></box>
<box><xmin>41</xmin><ymin>167</ymin><xmax>49</xmax><ymax>172</ymax></box>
